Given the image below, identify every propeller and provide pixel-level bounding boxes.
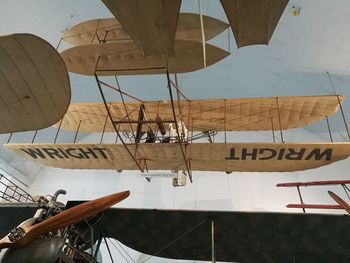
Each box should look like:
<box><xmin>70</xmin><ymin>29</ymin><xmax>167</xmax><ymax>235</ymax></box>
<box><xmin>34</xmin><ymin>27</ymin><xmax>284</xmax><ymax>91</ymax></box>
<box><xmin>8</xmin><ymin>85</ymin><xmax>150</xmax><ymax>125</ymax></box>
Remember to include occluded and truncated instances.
<box><xmin>328</xmin><ymin>191</ymin><xmax>350</xmax><ymax>214</ymax></box>
<box><xmin>0</xmin><ymin>191</ymin><xmax>130</xmax><ymax>249</ymax></box>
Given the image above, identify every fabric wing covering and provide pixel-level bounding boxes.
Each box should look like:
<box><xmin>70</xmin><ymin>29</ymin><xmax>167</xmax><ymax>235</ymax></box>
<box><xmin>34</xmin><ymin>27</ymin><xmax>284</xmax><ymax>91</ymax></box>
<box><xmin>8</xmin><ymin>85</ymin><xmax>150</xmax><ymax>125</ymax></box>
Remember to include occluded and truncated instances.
<box><xmin>55</xmin><ymin>95</ymin><xmax>343</xmax><ymax>133</ymax></box>
<box><xmin>221</xmin><ymin>0</ymin><xmax>289</xmax><ymax>48</ymax></box>
<box><xmin>101</xmin><ymin>0</ymin><xmax>181</xmax><ymax>55</ymax></box>
<box><xmin>60</xmin><ymin>40</ymin><xmax>229</xmax><ymax>76</ymax></box>
<box><xmin>62</xmin><ymin>14</ymin><xmax>229</xmax><ymax>46</ymax></box>
<box><xmin>5</xmin><ymin>142</ymin><xmax>350</xmax><ymax>172</ymax></box>
<box><xmin>0</xmin><ymin>34</ymin><xmax>71</xmax><ymax>133</ymax></box>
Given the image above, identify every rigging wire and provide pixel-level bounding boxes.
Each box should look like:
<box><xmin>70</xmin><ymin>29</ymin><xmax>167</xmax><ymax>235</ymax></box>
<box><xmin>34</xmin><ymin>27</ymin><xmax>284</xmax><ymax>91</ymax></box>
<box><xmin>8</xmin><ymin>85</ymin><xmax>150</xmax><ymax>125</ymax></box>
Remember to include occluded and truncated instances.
<box><xmin>142</xmin><ymin>220</ymin><xmax>206</xmax><ymax>262</ymax></box>
<box><xmin>111</xmin><ymin>239</ymin><xmax>136</xmax><ymax>263</ymax></box>
<box><xmin>198</xmin><ymin>0</ymin><xmax>207</xmax><ymax>68</ymax></box>
<box><xmin>327</xmin><ymin>71</ymin><xmax>350</xmax><ymax>139</ymax></box>
<box><xmin>222</xmin><ymin>224</ymin><xmax>277</xmax><ymax>263</ymax></box>
<box><xmin>107</xmin><ymin>238</ymin><xmax>129</xmax><ymax>263</ymax></box>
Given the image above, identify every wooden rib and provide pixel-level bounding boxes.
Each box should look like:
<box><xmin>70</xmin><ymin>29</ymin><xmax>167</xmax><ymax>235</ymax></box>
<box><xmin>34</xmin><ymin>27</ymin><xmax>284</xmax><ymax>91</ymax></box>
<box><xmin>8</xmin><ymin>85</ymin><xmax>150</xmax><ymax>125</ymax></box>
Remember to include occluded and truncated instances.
<box><xmin>286</xmin><ymin>204</ymin><xmax>342</xmax><ymax>210</ymax></box>
<box><xmin>277</xmin><ymin>180</ymin><xmax>350</xmax><ymax>187</ymax></box>
<box><xmin>63</xmin><ymin>13</ymin><xmax>229</xmax><ymax>46</ymax></box>
<box><xmin>220</xmin><ymin>0</ymin><xmax>289</xmax><ymax>48</ymax></box>
<box><xmin>0</xmin><ymin>191</ymin><xmax>129</xmax><ymax>249</ymax></box>
<box><xmin>101</xmin><ymin>0</ymin><xmax>181</xmax><ymax>55</ymax></box>
<box><xmin>0</xmin><ymin>34</ymin><xmax>71</xmax><ymax>133</ymax></box>
<box><xmin>5</xmin><ymin>142</ymin><xmax>350</xmax><ymax>172</ymax></box>
<box><xmin>60</xmin><ymin>40</ymin><xmax>229</xmax><ymax>76</ymax></box>
<box><xmin>55</xmin><ymin>95</ymin><xmax>343</xmax><ymax>133</ymax></box>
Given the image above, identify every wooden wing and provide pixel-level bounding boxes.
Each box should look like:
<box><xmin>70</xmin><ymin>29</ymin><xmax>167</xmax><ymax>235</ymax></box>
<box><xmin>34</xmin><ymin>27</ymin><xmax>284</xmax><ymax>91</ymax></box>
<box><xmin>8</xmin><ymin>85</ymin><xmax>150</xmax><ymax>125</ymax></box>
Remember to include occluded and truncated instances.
<box><xmin>221</xmin><ymin>0</ymin><xmax>289</xmax><ymax>48</ymax></box>
<box><xmin>56</xmin><ymin>96</ymin><xmax>343</xmax><ymax>133</ymax></box>
<box><xmin>101</xmin><ymin>0</ymin><xmax>181</xmax><ymax>55</ymax></box>
<box><xmin>5</xmin><ymin>142</ymin><xmax>350</xmax><ymax>172</ymax></box>
<box><xmin>60</xmin><ymin>40</ymin><xmax>229</xmax><ymax>76</ymax></box>
<box><xmin>0</xmin><ymin>34</ymin><xmax>71</xmax><ymax>133</ymax></box>
<box><xmin>63</xmin><ymin>14</ymin><xmax>229</xmax><ymax>46</ymax></box>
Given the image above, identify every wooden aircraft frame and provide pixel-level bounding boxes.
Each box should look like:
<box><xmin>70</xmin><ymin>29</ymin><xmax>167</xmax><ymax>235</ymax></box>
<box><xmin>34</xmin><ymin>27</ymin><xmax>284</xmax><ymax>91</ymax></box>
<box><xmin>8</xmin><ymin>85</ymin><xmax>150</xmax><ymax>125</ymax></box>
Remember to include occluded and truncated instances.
<box><xmin>277</xmin><ymin>179</ymin><xmax>350</xmax><ymax>213</ymax></box>
<box><xmin>5</xmin><ymin>69</ymin><xmax>350</xmax><ymax>187</ymax></box>
<box><xmin>93</xmin><ymin>71</ymin><xmax>194</xmax><ymax>182</ymax></box>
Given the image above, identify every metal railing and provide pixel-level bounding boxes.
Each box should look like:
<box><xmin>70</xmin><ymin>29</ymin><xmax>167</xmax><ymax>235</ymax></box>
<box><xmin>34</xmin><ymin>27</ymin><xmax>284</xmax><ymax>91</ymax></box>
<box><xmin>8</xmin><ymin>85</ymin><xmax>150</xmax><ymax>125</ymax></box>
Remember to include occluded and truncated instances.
<box><xmin>0</xmin><ymin>174</ymin><xmax>34</xmax><ymax>203</ymax></box>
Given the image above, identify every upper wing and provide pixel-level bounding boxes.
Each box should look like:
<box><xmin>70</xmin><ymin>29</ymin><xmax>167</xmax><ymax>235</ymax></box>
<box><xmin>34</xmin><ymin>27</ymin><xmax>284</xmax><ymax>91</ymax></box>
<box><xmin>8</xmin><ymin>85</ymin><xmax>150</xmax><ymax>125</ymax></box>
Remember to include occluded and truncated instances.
<box><xmin>55</xmin><ymin>95</ymin><xmax>343</xmax><ymax>132</ymax></box>
<box><xmin>63</xmin><ymin>14</ymin><xmax>229</xmax><ymax>46</ymax></box>
<box><xmin>60</xmin><ymin>40</ymin><xmax>229</xmax><ymax>76</ymax></box>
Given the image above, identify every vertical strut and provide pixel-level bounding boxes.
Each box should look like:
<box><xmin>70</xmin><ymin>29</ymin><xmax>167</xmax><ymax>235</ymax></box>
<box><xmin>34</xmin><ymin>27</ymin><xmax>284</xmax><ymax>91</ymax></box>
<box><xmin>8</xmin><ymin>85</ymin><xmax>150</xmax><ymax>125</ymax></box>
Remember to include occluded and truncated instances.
<box><xmin>174</xmin><ymin>74</ymin><xmax>182</xmax><ymax>117</ymax></box>
<box><xmin>100</xmin><ymin>104</ymin><xmax>110</xmax><ymax>144</ymax></box>
<box><xmin>95</xmin><ymin>73</ymin><xmax>144</xmax><ymax>172</ymax></box>
<box><xmin>326</xmin><ymin>116</ymin><xmax>333</xmax><ymax>142</ymax></box>
<box><xmin>224</xmin><ymin>100</ymin><xmax>227</xmax><ymax>143</ymax></box>
<box><xmin>55</xmin><ymin>37</ymin><xmax>63</xmax><ymax>50</ymax></box>
<box><xmin>275</xmin><ymin>97</ymin><xmax>284</xmax><ymax>143</ymax></box>
<box><xmin>198</xmin><ymin>0</ymin><xmax>206</xmax><ymax>68</ymax></box>
<box><xmin>167</xmin><ymin>71</ymin><xmax>193</xmax><ymax>183</ymax></box>
<box><xmin>337</xmin><ymin>94</ymin><xmax>350</xmax><ymax>140</ymax></box>
<box><xmin>297</xmin><ymin>186</ymin><xmax>306</xmax><ymax>213</ymax></box>
<box><xmin>115</xmin><ymin>76</ymin><xmax>137</xmax><ymax>142</ymax></box>
<box><xmin>187</xmin><ymin>101</ymin><xmax>192</xmax><ymax>140</ymax></box>
<box><xmin>7</xmin><ymin>133</ymin><xmax>13</xmax><ymax>144</ymax></box>
<box><xmin>54</xmin><ymin>118</ymin><xmax>63</xmax><ymax>144</ymax></box>
<box><xmin>327</xmin><ymin>72</ymin><xmax>350</xmax><ymax>139</ymax></box>
<box><xmin>271</xmin><ymin>117</ymin><xmax>276</xmax><ymax>143</ymax></box>
<box><xmin>73</xmin><ymin>120</ymin><xmax>81</xmax><ymax>143</ymax></box>
<box><xmin>100</xmin><ymin>229</ymin><xmax>115</xmax><ymax>263</ymax></box>
<box><xmin>211</xmin><ymin>220</ymin><xmax>216</xmax><ymax>263</ymax></box>
<box><xmin>31</xmin><ymin>130</ymin><xmax>38</xmax><ymax>144</ymax></box>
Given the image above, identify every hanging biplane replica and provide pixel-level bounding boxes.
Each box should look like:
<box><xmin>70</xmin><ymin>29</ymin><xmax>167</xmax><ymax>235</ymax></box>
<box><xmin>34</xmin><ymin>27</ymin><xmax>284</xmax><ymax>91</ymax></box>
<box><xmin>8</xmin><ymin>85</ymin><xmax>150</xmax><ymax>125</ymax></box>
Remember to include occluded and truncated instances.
<box><xmin>3</xmin><ymin>0</ymin><xmax>350</xmax><ymax>187</ymax></box>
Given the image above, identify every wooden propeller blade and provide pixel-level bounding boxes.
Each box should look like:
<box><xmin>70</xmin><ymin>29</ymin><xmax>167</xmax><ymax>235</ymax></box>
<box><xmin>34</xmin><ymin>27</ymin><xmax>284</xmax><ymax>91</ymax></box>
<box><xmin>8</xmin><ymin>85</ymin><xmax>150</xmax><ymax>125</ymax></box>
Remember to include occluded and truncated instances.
<box><xmin>0</xmin><ymin>191</ymin><xmax>130</xmax><ymax>249</ymax></box>
<box><xmin>328</xmin><ymin>191</ymin><xmax>350</xmax><ymax>214</ymax></box>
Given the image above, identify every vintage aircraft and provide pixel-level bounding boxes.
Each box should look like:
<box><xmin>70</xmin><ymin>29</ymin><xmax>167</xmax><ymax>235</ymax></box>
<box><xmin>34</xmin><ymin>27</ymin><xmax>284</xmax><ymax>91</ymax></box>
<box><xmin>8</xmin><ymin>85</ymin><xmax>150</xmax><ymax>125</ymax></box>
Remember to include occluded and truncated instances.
<box><xmin>5</xmin><ymin>92</ymin><xmax>350</xmax><ymax>187</ymax></box>
<box><xmin>0</xmin><ymin>189</ymin><xmax>129</xmax><ymax>262</ymax></box>
<box><xmin>3</xmin><ymin>0</ymin><xmax>348</xmax><ymax>187</ymax></box>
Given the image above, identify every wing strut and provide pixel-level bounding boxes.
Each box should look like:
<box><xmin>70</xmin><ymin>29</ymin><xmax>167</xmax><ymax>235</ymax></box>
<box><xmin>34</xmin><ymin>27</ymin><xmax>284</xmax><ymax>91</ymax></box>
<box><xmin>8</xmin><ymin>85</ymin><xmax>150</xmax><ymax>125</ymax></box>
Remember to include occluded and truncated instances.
<box><xmin>94</xmin><ymin>74</ymin><xmax>144</xmax><ymax>172</ymax></box>
<box><xmin>166</xmin><ymin>71</ymin><xmax>193</xmax><ymax>183</ymax></box>
<box><xmin>278</xmin><ymin>179</ymin><xmax>350</xmax><ymax>213</ymax></box>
